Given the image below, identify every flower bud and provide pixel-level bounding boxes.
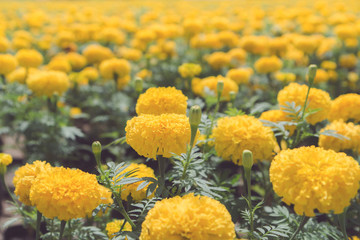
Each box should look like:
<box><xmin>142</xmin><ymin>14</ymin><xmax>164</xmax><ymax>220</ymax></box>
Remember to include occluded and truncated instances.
<box><xmin>189</xmin><ymin>105</ymin><xmax>202</xmax><ymax>127</ymax></box>
<box><xmin>217</xmin><ymin>80</ymin><xmax>224</xmax><ymax>100</ymax></box>
<box><xmin>92</xmin><ymin>141</ymin><xmax>102</xmax><ymax>155</ymax></box>
<box><xmin>242</xmin><ymin>150</ymin><xmax>253</xmax><ymax>170</ymax></box>
<box><xmin>134</xmin><ymin>77</ymin><xmax>143</xmax><ymax>93</ymax></box>
<box><xmin>307</xmin><ymin>64</ymin><xmax>317</xmax><ymax>85</ymax></box>
<box><xmin>229</xmin><ymin>91</ymin><xmax>236</xmax><ymax>102</ymax></box>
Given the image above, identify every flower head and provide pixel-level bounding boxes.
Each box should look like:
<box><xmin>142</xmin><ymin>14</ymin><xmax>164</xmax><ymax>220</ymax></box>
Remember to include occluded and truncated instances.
<box><xmin>277</xmin><ymin>83</ymin><xmax>331</xmax><ymax>125</ymax></box>
<box><xmin>30</xmin><ymin>167</ymin><xmax>104</xmax><ymax>221</ymax></box>
<box><xmin>115</xmin><ymin>163</ymin><xmax>156</xmax><ymax>201</ymax></box>
<box><xmin>0</xmin><ymin>54</ymin><xmax>17</xmax><ymax>75</ymax></box>
<box><xmin>270</xmin><ymin>146</ymin><xmax>360</xmax><ymax>216</ymax></box>
<box><xmin>26</xmin><ymin>70</ymin><xmax>70</xmax><ymax>97</ymax></box>
<box><xmin>99</xmin><ymin>58</ymin><xmax>131</xmax><ymax>80</ymax></box>
<box><xmin>136</xmin><ymin>87</ymin><xmax>187</xmax><ymax>115</ymax></box>
<box><xmin>106</xmin><ymin>219</ymin><xmax>132</xmax><ymax>239</ymax></box>
<box><xmin>260</xmin><ymin>109</ymin><xmax>296</xmax><ymax>135</ymax></box>
<box><xmin>226</xmin><ymin>68</ymin><xmax>253</xmax><ymax>85</ymax></box>
<box><xmin>254</xmin><ymin>56</ymin><xmax>282</xmax><ymax>74</ymax></box>
<box><xmin>178</xmin><ymin>63</ymin><xmax>202</xmax><ymax>78</ymax></box>
<box><xmin>125</xmin><ymin>114</ymin><xmax>191</xmax><ymax>159</ymax></box>
<box><xmin>212</xmin><ymin>115</ymin><xmax>276</xmax><ymax>165</ymax></box>
<box><xmin>13</xmin><ymin>160</ymin><xmax>52</xmax><ymax>206</ymax></box>
<box><xmin>15</xmin><ymin>49</ymin><xmax>43</xmax><ymax>68</ymax></box>
<box><xmin>328</xmin><ymin>93</ymin><xmax>360</xmax><ymax>122</ymax></box>
<box><xmin>0</xmin><ymin>153</ymin><xmax>13</xmax><ymax>166</ymax></box>
<box><xmin>82</xmin><ymin>44</ymin><xmax>113</xmax><ymax>64</ymax></box>
<box><xmin>140</xmin><ymin>193</ymin><xmax>235</xmax><ymax>240</ymax></box>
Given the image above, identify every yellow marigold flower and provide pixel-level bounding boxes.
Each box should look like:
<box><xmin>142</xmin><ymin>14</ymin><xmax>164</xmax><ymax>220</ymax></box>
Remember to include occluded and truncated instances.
<box><xmin>193</xmin><ymin>75</ymin><xmax>238</xmax><ymax>101</ymax></box>
<box><xmin>117</xmin><ymin>47</ymin><xmax>142</xmax><ymax>61</ymax></box>
<box><xmin>47</xmin><ymin>57</ymin><xmax>72</xmax><ymax>73</ymax></box>
<box><xmin>0</xmin><ymin>37</ymin><xmax>9</xmax><ymax>52</ymax></box>
<box><xmin>106</xmin><ymin>219</ymin><xmax>132</xmax><ymax>239</ymax></box>
<box><xmin>339</xmin><ymin>54</ymin><xmax>357</xmax><ymax>69</ymax></box>
<box><xmin>254</xmin><ymin>56</ymin><xmax>283</xmax><ymax>74</ymax></box>
<box><xmin>136</xmin><ymin>69</ymin><xmax>152</xmax><ymax>80</ymax></box>
<box><xmin>0</xmin><ymin>153</ymin><xmax>13</xmax><ymax>166</ymax></box>
<box><xmin>99</xmin><ymin>58</ymin><xmax>131</xmax><ymax>80</ymax></box>
<box><xmin>241</xmin><ymin>35</ymin><xmax>269</xmax><ymax>55</ymax></box>
<box><xmin>335</xmin><ymin>24</ymin><xmax>358</xmax><ymax>40</ymax></box>
<box><xmin>96</xmin><ymin>27</ymin><xmax>125</xmax><ymax>45</ymax></box>
<box><xmin>328</xmin><ymin>93</ymin><xmax>360</xmax><ymax>122</ymax></box>
<box><xmin>80</xmin><ymin>67</ymin><xmax>99</xmax><ymax>82</ymax></box>
<box><xmin>115</xmin><ymin>163</ymin><xmax>157</xmax><ymax>201</ymax></box>
<box><xmin>274</xmin><ymin>72</ymin><xmax>296</xmax><ymax>83</ymax></box>
<box><xmin>213</xmin><ymin>115</ymin><xmax>276</xmax><ymax>165</ymax></box>
<box><xmin>319</xmin><ymin>120</ymin><xmax>360</xmax><ymax>153</ymax></box>
<box><xmin>70</xmin><ymin>107</ymin><xmax>82</xmax><ymax>117</ymax></box>
<box><xmin>293</xmin><ymin>35</ymin><xmax>322</xmax><ymax>54</ymax></box>
<box><xmin>26</xmin><ymin>70</ymin><xmax>70</xmax><ymax>97</ymax></box>
<box><xmin>260</xmin><ymin>109</ymin><xmax>296</xmax><ymax>136</ymax></box>
<box><xmin>206</xmin><ymin>52</ymin><xmax>231</xmax><ymax>70</ymax></box>
<box><xmin>93</xmin><ymin>185</ymin><xmax>113</xmax><ymax>217</ymax></box>
<box><xmin>15</xmin><ymin>49</ymin><xmax>43</xmax><ymax>68</ymax></box>
<box><xmin>321</xmin><ymin>61</ymin><xmax>337</xmax><ymax>70</ymax></box>
<box><xmin>140</xmin><ymin>193</ymin><xmax>235</xmax><ymax>240</ymax></box>
<box><xmin>55</xmin><ymin>31</ymin><xmax>75</xmax><ymax>49</ymax></box>
<box><xmin>0</xmin><ymin>54</ymin><xmax>17</xmax><ymax>75</ymax></box>
<box><xmin>306</xmin><ymin>69</ymin><xmax>329</xmax><ymax>84</ymax></box>
<box><xmin>136</xmin><ymin>87</ymin><xmax>187</xmax><ymax>115</ymax></box>
<box><xmin>277</xmin><ymin>83</ymin><xmax>331</xmax><ymax>125</ymax></box>
<box><xmin>178</xmin><ymin>63</ymin><xmax>202</xmax><ymax>78</ymax></box>
<box><xmin>82</xmin><ymin>44</ymin><xmax>113</xmax><ymax>65</ymax></box>
<box><xmin>125</xmin><ymin>114</ymin><xmax>191</xmax><ymax>159</ymax></box>
<box><xmin>228</xmin><ymin>48</ymin><xmax>247</xmax><ymax>64</ymax></box>
<box><xmin>345</xmin><ymin>38</ymin><xmax>358</xmax><ymax>49</ymax></box>
<box><xmin>348</xmin><ymin>72</ymin><xmax>359</xmax><ymax>83</ymax></box>
<box><xmin>66</xmin><ymin>52</ymin><xmax>87</xmax><ymax>71</ymax></box>
<box><xmin>30</xmin><ymin>167</ymin><xmax>104</xmax><ymax>221</ymax></box>
<box><xmin>270</xmin><ymin>146</ymin><xmax>360</xmax><ymax>217</ymax></box>
<box><xmin>117</xmin><ymin>75</ymin><xmax>131</xmax><ymax>90</ymax></box>
<box><xmin>13</xmin><ymin>160</ymin><xmax>52</xmax><ymax>206</ymax></box>
<box><xmin>226</xmin><ymin>68</ymin><xmax>253</xmax><ymax>85</ymax></box>
<box><xmin>349</xmin><ymin>236</ymin><xmax>360</xmax><ymax>240</ymax></box>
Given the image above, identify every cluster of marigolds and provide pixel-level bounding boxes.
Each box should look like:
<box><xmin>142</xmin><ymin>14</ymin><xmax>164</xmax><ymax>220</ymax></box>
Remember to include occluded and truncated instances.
<box><xmin>1</xmin><ymin>0</ymin><xmax>360</xmax><ymax>239</ymax></box>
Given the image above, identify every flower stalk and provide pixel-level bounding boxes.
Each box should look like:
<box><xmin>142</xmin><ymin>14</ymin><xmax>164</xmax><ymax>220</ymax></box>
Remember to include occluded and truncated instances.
<box><xmin>35</xmin><ymin>211</ymin><xmax>42</xmax><ymax>240</ymax></box>
<box><xmin>289</xmin><ymin>215</ymin><xmax>310</xmax><ymax>240</ymax></box>
<box><xmin>338</xmin><ymin>207</ymin><xmax>348</xmax><ymax>240</ymax></box>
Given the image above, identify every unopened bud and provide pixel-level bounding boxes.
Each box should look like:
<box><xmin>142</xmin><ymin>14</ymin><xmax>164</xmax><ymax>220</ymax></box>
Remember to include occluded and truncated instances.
<box><xmin>242</xmin><ymin>150</ymin><xmax>253</xmax><ymax>170</ymax></box>
<box><xmin>134</xmin><ymin>77</ymin><xmax>143</xmax><ymax>93</ymax></box>
<box><xmin>217</xmin><ymin>80</ymin><xmax>224</xmax><ymax>100</ymax></box>
<box><xmin>92</xmin><ymin>141</ymin><xmax>102</xmax><ymax>155</ymax></box>
<box><xmin>189</xmin><ymin>105</ymin><xmax>202</xmax><ymax>127</ymax></box>
<box><xmin>307</xmin><ymin>64</ymin><xmax>317</xmax><ymax>85</ymax></box>
<box><xmin>229</xmin><ymin>91</ymin><xmax>236</xmax><ymax>102</ymax></box>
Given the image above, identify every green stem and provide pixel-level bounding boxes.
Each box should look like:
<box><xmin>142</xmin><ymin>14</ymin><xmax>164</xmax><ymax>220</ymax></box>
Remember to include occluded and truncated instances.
<box><xmin>289</xmin><ymin>215</ymin><xmax>310</xmax><ymax>240</ymax></box>
<box><xmin>59</xmin><ymin>220</ymin><xmax>66</xmax><ymax>240</ymax></box>
<box><xmin>338</xmin><ymin>208</ymin><xmax>348</xmax><ymax>240</ymax></box>
<box><xmin>68</xmin><ymin>221</ymin><xmax>72</xmax><ymax>240</ymax></box>
<box><xmin>103</xmin><ymin>136</ymin><xmax>126</xmax><ymax>149</ymax></box>
<box><xmin>1</xmin><ymin>173</ymin><xmax>20</xmax><ymax>208</ymax></box>
<box><xmin>35</xmin><ymin>211</ymin><xmax>42</xmax><ymax>240</ymax></box>
<box><xmin>204</xmin><ymin>100</ymin><xmax>220</xmax><ymax>153</ymax></box>
<box><xmin>94</xmin><ymin>151</ymin><xmax>104</xmax><ymax>176</ymax></box>
<box><xmin>157</xmin><ymin>155</ymin><xmax>166</xmax><ymax>196</ymax></box>
<box><xmin>114</xmin><ymin>193</ymin><xmax>136</xmax><ymax>229</ymax></box>
<box><xmin>244</xmin><ymin>168</ymin><xmax>254</xmax><ymax>238</ymax></box>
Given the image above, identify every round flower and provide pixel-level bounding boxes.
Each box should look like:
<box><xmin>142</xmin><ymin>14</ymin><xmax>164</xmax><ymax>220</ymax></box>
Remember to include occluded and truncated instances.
<box><xmin>99</xmin><ymin>58</ymin><xmax>131</xmax><ymax>80</ymax></box>
<box><xmin>277</xmin><ymin>83</ymin><xmax>331</xmax><ymax>125</ymax></box>
<box><xmin>13</xmin><ymin>160</ymin><xmax>52</xmax><ymax>206</ymax></box>
<box><xmin>270</xmin><ymin>146</ymin><xmax>360</xmax><ymax>216</ymax></box>
<box><xmin>106</xmin><ymin>219</ymin><xmax>132</xmax><ymax>239</ymax></box>
<box><xmin>66</xmin><ymin>52</ymin><xmax>87</xmax><ymax>71</ymax></box>
<box><xmin>26</xmin><ymin>70</ymin><xmax>70</xmax><ymax>97</ymax></box>
<box><xmin>115</xmin><ymin>163</ymin><xmax>157</xmax><ymax>201</ymax></box>
<box><xmin>125</xmin><ymin>114</ymin><xmax>191</xmax><ymax>159</ymax></box>
<box><xmin>0</xmin><ymin>54</ymin><xmax>17</xmax><ymax>75</ymax></box>
<box><xmin>0</xmin><ymin>153</ymin><xmax>13</xmax><ymax>166</ymax></box>
<box><xmin>136</xmin><ymin>87</ymin><xmax>188</xmax><ymax>115</ymax></box>
<box><xmin>47</xmin><ymin>57</ymin><xmax>72</xmax><ymax>73</ymax></box>
<box><xmin>15</xmin><ymin>49</ymin><xmax>43</xmax><ymax>68</ymax></box>
<box><xmin>228</xmin><ymin>48</ymin><xmax>247</xmax><ymax>63</ymax></box>
<box><xmin>193</xmin><ymin>75</ymin><xmax>238</xmax><ymax>101</ymax></box>
<box><xmin>140</xmin><ymin>193</ymin><xmax>235</xmax><ymax>240</ymax></box>
<box><xmin>178</xmin><ymin>63</ymin><xmax>202</xmax><ymax>78</ymax></box>
<box><xmin>260</xmin><ymin>109</ymin><xmax>296</xmax><ymax>135</ymax></box>
<box><xmin>319</xmin><ymin>120</ymin><xmax>360</xmax><ymax>153</ymax></box>
<box><xmin>226</xmin><ymin>68</ymin><xmax>253</xmax><ymax>85</ymax></box>
<box><xmin>30</xmin><ymin>167</ymin><xmax>104</xmax><ymax>221</ymax></box>
<box><xmin>80</xmin><ymin>67</ymin><xmax>99</xmax><ymax>82</ymax></box>
<box><xmin>6</xmin><ymin>67</ymin><xmax>39</xmax><ymax>84</ymax></box>
<box><xmin>82</xmin><ymin>44</ymin><xmax>113</xmax><ymax>64</ymax></box>
<box><xmin>254</xmin><ymin>56</ymin><xmax>283</xmax><ymax>74</ymax></box>
<box><xmin>274</xmin><ymin>72</ymin><xmax>296</xmax><ymax>83</ymax></box>
<box><xmin>328</xmin><ymin>93</ymin><xmax>360</xmax><ymax>122</ymax></box>
<box><xmin>206</xmin><ymin>52</ymin><xmax>231</xmax><ymax>70</ymax></box>
<box><xmin>339</xmin><ymin>54</ymin><xmax>357</xmax><ymax>69</ymax></box>
<box><xmin>212</xmin><ymin>115</ymin><xmax>276</xmax><ymax>165</ymax></box>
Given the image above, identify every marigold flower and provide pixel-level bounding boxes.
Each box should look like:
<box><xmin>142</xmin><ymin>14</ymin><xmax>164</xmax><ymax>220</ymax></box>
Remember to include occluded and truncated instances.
<box><xmin>6</xmin><ymin>67</ymin><xmax>39</xmax><ymax>84</ymax></box>
<box><xmin>66</xmin><ymin>52</ymin><xmax>87</xmax><ymax>71</ymax></box>
<box><xmin>228</xmin><ymin>48</ymin><xmax>247</xmax><ymax>63</ymax></box>
<box><xmin>178</xmin><ymin>63</ymin><xmax>201</xmax><ymax>78</ymax></box>
<box><xmin>277</xmin><ymin>83</ymin><xmax>331</xmax><ymax>125</ymax></box>
<box><xmin>47</xmin><ymin>57</ymin><xmax>72</xmax><ymax>73</ymax></box>
<box><xmin>30</xmin><ymin>167</ymin><xmax>104</xmax><ymax>221</ymax></box>
<box><xmin>13</xmin><ymin>161</ymin><xmax>52</xmax><ymax>206</ymax></box>
<box><xmin>306</xmin><ymin>69</ymin><xmax>329</xmax><ymax>84</ymax></box>
<box><xmin>206</xmin><ymin>52</ymin><xmax>231</xmax><ymax>70</ymax></box>
<box><xmin>140</xmin><ymin>193</ymin><xmax>235</xmax><ymax>240</ymax></box>
<box><xmin>0</xmin><ymin>54</ymin><xmax>17</xmax><ymax>75</ymax></box>
<box><xmin>80</xmin><ymin>67</ymin><xmax>99</xmax><ymax>82</ymax></box>
<box><xmin>26</xmin><ymin>70</ymin><xmax>70</xmax><ymax>97</ymax></box>
<box><xmin>254</xmin><ymin>56</ymin><xmax>283</xmax><ymax>74</ymax></box>
<box><xmin>15</xmin><ymin>49</ymin><xmax>43</xmax><ymax>68</ymax></box>
<box><xmin>328</xmin><ymin>94</ymin><xmax>360</xmax><ymax>122</ymax></box>
<box><xmin>115</xmin><ymin>163</ymin><xmax>156</xmax><ymax>201</ymax></box>
<box><xmin>339</xmin><ymin>54</ymin><xmax>357</xmax><ymax>69</ymax></box>
<box><xmin>260</xmin><ymin>109</ymin><xmax>296</xmax><ymax>135</ymax></box>
<box><xmin>70</xmin><ymin>107</ymin><xmax>82</xmax><ymax>117</ymax></box>
<box><xmin>99</xmin><ymin>58</ymin><xmax>131</xmax><ymax>80</ymax></box>
<box><xmin>274</xmin><ymin>72</ymin><xmax>296</xmax><ymax>82</ymax></box>
<box><xmin>136</xmin><ymin>87</ymin><xmax>187</xmax><ymax>115</ymax></box>
<box><xmin>226</xmin><ymin>68</ymin><xmax>253</xmax><ymax>85</ymax></box>
<box><xmin>213</xmin><ymin>115</ymin><xmax>276</xmax><ymax>165</ymax></box>
<box><xmin>117</xmin><ymin>75</ymin><xmax>131</xmax><ymax>90</ymax></box>
<box><xmin>0</xmin><ymin>153</ymin><xmax>13</xmax><ymax>166</ymax></box>
<box><xmin>117</xmin><ymin>47</ymin><xmax>142</xmax><ymax>61</ymax></box>
<box><xmin>125</xmin><ymin>114</ymin><xmax>191</xmax><ymax>159</ymax></box>
<box><xmin>106</xmin><ymin>219</ymin><xmax>132</xmax><ymax>239</ymax></box>
<box><xmin>270</xmin><ymin>146</ymin><xmax>360</xmax><ymax>216</ymax></box>
<box><xmin>319</xmin><ymin>120</ymin><xmax>360</xmax><ymax>153</ymax></box>
<box><xmin>82</xmin><ymin>44</ymin><xmax>113</xmax><ymax>64</ymax></box>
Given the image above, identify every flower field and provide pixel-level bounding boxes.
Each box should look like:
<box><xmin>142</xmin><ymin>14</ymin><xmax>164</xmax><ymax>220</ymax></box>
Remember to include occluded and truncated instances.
<box><xmin>1</xmin><ymin>0</ymin><xmax>360</xmax><ymax>239</ymax></box>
